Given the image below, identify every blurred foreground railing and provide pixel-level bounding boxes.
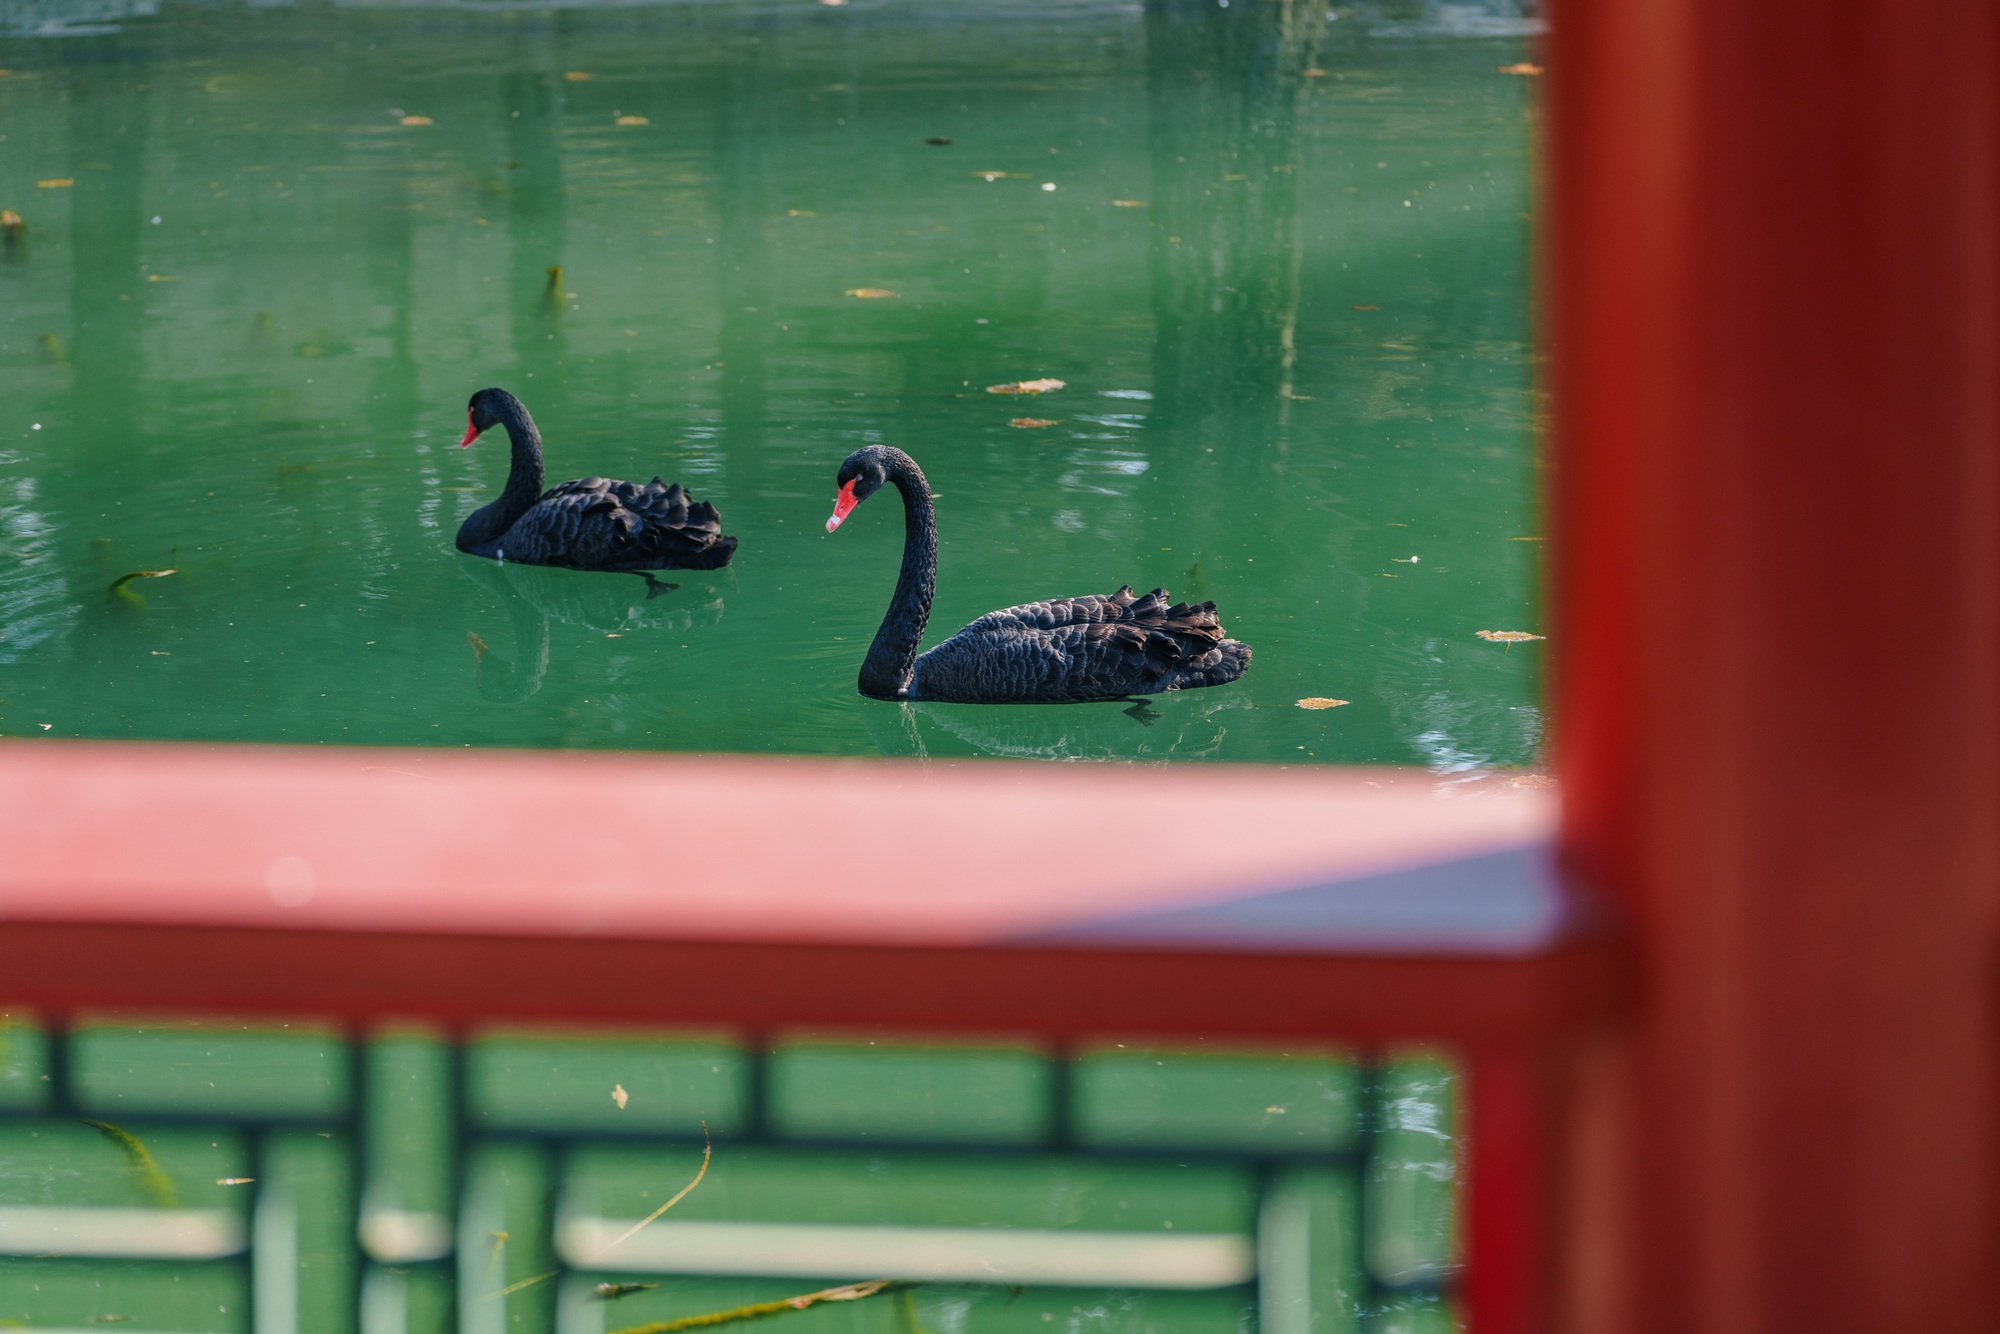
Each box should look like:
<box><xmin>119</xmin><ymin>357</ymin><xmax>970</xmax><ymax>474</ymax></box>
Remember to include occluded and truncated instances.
<box><xmin>0</xmin><ymin>741</ymin><xmax>1613</xmax><ymax>1334</ymax></box>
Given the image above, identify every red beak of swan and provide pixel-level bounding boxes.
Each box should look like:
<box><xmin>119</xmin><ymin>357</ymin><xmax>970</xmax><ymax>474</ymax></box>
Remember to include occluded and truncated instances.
<box><xmin>826</xmin><ymin>478</ymin><xmax>859</xmax><ymax>532</ymax></box>
<box><xmin>458</xmin><ymin>411</ymin><xmax>480</xmax><ymax>448</ymax></box>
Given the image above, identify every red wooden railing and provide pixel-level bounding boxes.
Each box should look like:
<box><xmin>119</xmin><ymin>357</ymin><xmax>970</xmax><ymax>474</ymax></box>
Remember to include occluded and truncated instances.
<box><xmin>0</xmin><ymin>744</ymin><xmax>1607</xmax><ymax>1331</ymax></box>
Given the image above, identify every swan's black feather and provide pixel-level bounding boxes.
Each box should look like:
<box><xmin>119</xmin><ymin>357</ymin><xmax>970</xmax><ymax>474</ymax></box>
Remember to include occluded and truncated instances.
<box><xmin>908</xmin><ymin>582</ymin><xmax>1250</xmax><ymax>703</ymax></box>
<box><xmin>478</xmin><ymin>469</ymin><xmax>735</xmax><ymax>571</ymax></box>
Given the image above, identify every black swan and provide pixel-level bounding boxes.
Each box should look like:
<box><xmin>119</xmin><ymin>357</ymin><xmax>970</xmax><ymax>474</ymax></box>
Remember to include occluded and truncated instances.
<box><xmin>825</xmin><ymin>445</ymin><xmax>1250</xmax><ymax>703</ymax></box>
<box><xmin>454</xmin><ymin>387</ymin><xmax>737</xmax><ymax>571</ymax></box>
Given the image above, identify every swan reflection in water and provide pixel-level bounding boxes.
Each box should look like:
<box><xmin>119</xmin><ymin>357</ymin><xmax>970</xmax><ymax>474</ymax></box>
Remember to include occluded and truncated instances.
<box><xmin>456</xmin><ymin>557</ymin><xmax>725</xmax><ymax>703</ymax></box>
<box><xmin>861</xmin><ymin>691</ymin><xmax>1250</xmax><ymax>762</ymax></box>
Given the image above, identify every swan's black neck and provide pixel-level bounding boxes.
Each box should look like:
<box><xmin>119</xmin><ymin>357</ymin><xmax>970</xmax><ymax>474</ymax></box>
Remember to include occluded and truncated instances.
<box><xmin>859</xmin><ymin>452</ymin><xmax>936</xmax><ymax>699</ymax></box>
<box><xmin>456</xmin><ymin>398</ymin><xmax>545</xmax><ymax>554</ymax></box>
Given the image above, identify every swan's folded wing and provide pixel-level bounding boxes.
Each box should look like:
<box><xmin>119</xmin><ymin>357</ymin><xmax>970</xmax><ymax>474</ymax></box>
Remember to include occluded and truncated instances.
<box><xmin>627</xmin><ymin>480</ymin><xmax>729</xmax><ymax>536</ymax></box>
<box><xmin>960</xmin><ymin>585</ymin><xmax>1223</xmax><ymax>645</ymax></box>
<box><xmin>916</xmin><ymin>585</ymin><xmax>1242</xmax><ymax>701</ymax></box>
<box><xmin>498</xmin><ymin>479</ymin><xmax>644</xmax><ymax>565</ymax></box>
<box><xmin>957</xmin><ymin>585</ymin><xmax>1138</xmax><ymax>635</ymax></box>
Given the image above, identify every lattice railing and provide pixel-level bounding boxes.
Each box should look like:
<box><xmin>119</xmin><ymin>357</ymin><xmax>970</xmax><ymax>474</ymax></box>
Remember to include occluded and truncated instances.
<box><xmin>0</xmin><ymin>1015</ymin><xmax>1460</xmax><ymax>1334</ymax></box>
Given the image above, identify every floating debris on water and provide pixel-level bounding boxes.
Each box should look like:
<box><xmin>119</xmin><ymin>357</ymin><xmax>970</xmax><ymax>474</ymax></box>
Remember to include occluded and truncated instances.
<box><xmin>81</xmin><ymin>1120</ymin><xmax>177</xmax><ymax>1207</ymax></box>
<box><xmin>1476</xmin><ymin>630</ymin><xmax>1544</xmax><ymax>643</ymax></box>
<box><xmin>591</xmin><ymin>1124</ymin><xmax>711</xmax><ymax>1258</ymax></box>
<box><xmin>1296</xmin><ymin>698</ymin><xmax>1349</xmax><ymax>710</ymax></box>
<box><xmin>924</xmin><ymin>136</ymin><xmax>953</xmax><ymax>146</ymax></box>
<box><xmin>37</xmin><ymin>178</ymin><xmax>73</xmax><ymax>189</ymax></box>
<box><xmin>541</xmin><ymin>265</ymin><xmax>571</xmax><ymax>315</ymax></box>
<box><xmin>613</xmin><ymin>1083</ymin><xmax>629</xmax><ymax>1109</ymax></box>
<box><xmin>611</xmin><ymin>1279</ymin><xmax>900</xmax><ymax>1333</ymax></box>
<box><xmin>495</xmin><ymin>1271</ymin><xmax>559</xmax><ymax>1299</ymax></box>
<box><xmin>1008</xmin><ymin>418</ymin><xmax>1058</xmax><ymax>429</ymax></box>
<box><xmin>987</xmin><ymin>378</ymin><xmax>1064</xmax><ymax>395</ymax></box>
<box><xmin>566</xmin><ymin>71</ymin><xmax>595</xmax><ymax>81</ymax></box>
<box><xmin>108</xmin><ymin>569</ymin><xmax>177</xmax><ymax>599</ymax></box>
<box><xmin>1497</xmin><ymin>62</ymin><xmax>1543</xmax><ymax>76</ymax></box>
<box><xmin>1110</xmin><ymin>199</ymin><xmax>1147</xmax><ymax>208</ymax></box>
<box><xmin>616</xmin><ymin>115</ymin><xmax>649</xmax><ymax>126</ymax></box>
<box><xmin>400</xmin><ymin>114</ymin><xmax>433</xmax><ymax>126</ymax></box>
<box><xmin>593</xmin><ymin>1282</ymin><xmax>660</xmax><ymax>1301</ymax></box>
<box><xmin>844</xmin><ymin>287</ymin><xmax>897</xmax><ymax>299</ymax></box>
<box><xmin>217</xmin><ymin>1177</ymin><xmax>255</xmax><ymax>1186</ymax></box>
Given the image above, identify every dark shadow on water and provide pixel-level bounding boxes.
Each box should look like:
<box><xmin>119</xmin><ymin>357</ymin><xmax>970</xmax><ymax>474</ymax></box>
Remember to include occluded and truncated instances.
<box><xmin>457</xmin><ymin>559</ymin><xmax>727</xmax><ymax>703</ymax></box>
<box><xmin>859</xmin><ymin>691</ymin><xmax>1249</xmax><ymax>762</ymax></box>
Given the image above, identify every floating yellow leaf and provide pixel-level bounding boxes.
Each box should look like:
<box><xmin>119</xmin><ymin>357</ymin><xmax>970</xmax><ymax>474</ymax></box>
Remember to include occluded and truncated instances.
<box><xmin>1009</xmin><ymin>418</ymin><xmax>1058</xmax><ymax>428</ymax></box>
<box><xmin>1476</xmin><ymin>629</ymin><xmax>1545</xmax><ymax>643</ymax></box>
<box><xmin>613</xmin><ymin>1083</ymin><xmax>629</xmax><ymax>1109</ymax></box>
<box><xmin>1302</xmin><ymin>67</ymin><xmax>1329</xmax><ymax>78</ymax></box>
<box><xmin>1352</xmin><ymin>304</ymin><xmax>1379</xmax><ymax>311</ymax></box>
<box><xmin>1</xmin><ymin>210</ymin><xmax>22</xmax><ymax>229</ymax></box>
<box><xmin>1296</xmin><ymin>697</ymin><xmax>1349</xmax><ymax>710</ymax></box>
<box><xmin>616</xmin><ymin>115</ymin><xmax>649</xmax><ymax>126</ymax></box>
<box><xmin>986</xmin><ymin>378</ymin><xmax>1064</xmax><ymax>395</ymax></box>
<box><xmin>400</xmin><ymin>115</ymin><xmax>432</xmax><ymax>126</ymax></box>
<box><xmin>217</xmin><ymin>1177</ymin><xmax>256</xmax><ymax>1186</ymax></box>
<box><xmin>787</xmin><ymin>208</ymin><xmax>817</xmax><ymax>216</ymax></box>
<box><xmin>565</xmin><ymin>71</ymin><xmax>595</xmax><ymax>81</ymax></box>
<box><xmin>845</xmin><ymin>287</ymin><xmax>897</xmax><ymax>299</ymax></box>
<box><xmin>37</xmin><ymin>178</ymin><xmax>73</xmax><ymax>189</ymax></box>
<box><xmin>145</xmin><ymin>274</ymin><xmax>178</xmax><ymax>282</ymax></box>
<box><xmin>1497</xmin><ymin>62</ymin><xmax>1543</xmax><ymax>76</ymax></box>
<box><xmin>1110</xmin><ymin>199</ymin><xmax>1147</xmax><ymax>208</ymax></box>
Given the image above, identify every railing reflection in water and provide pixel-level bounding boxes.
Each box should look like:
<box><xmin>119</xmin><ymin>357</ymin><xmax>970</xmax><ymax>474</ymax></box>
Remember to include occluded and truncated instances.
<box><xmin>0</xmin><ymin>1015</ymin><xmax>1461</xmax><ymax>1334</ymax></box>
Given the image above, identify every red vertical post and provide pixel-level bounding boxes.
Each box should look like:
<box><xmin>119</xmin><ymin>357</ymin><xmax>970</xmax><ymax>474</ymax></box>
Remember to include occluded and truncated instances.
<box><xmin>1546</xmin><ymin>1</ymin><xmax>2000</xmax><ymax>1332</ymax></box>
<box><xmin>1465</xmin><ymin>1050</ymin><xmax>1543</xmax><ymax>1334</ymax></box>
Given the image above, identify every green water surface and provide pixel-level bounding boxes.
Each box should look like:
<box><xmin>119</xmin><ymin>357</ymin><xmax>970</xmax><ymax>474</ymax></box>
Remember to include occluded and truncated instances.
<box><xmin>0</xmin><ymin>0</ymin><xmax>1538</xmax><ymax>765</ymax></box>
